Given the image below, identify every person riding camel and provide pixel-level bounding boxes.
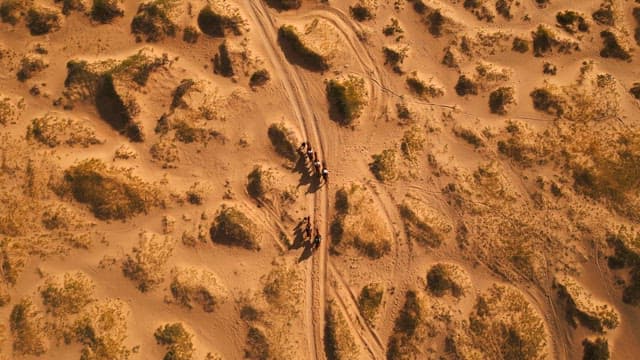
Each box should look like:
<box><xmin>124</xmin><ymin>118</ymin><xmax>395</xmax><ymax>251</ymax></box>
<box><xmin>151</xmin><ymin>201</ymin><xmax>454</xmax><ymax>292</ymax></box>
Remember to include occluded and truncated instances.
<box><xmin>304</xmin><ymin>216</ymin><xmax>312</xmax><ymax>239</ymax></box>
<box><xmin>313</xmin><ymin>159</ymin><xmax>322</xmax><ymax>177</ymax></box>
<box><xmin>321</xmin><ymin>162</ymin><xmax>329</xmax><ymax>183</ymax></box>
<box><xmin>313</xmin><ymin>228</ymin><xmax>321</xmax><ymax>250</ymax></box>
<box><xmin>306</xmin><ymin>145</ymin><xmax>314</xmax><ymax>163</ymax></box>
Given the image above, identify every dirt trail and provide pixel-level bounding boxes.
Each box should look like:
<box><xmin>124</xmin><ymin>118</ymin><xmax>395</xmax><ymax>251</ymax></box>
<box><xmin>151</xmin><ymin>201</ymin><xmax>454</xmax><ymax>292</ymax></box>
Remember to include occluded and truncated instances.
<box><xmin>244</xmin><ymin>1</ymin><xmax>329</xmax><ymax>358</ymax></box>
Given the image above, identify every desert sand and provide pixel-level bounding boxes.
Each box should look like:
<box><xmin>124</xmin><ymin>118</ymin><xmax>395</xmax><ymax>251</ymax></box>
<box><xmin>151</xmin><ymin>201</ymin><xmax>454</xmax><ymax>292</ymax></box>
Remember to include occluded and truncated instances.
<box><xmin>0</xmin><ymin>0</ymin><xmax>639</xmax><ymax>359</ymax></box>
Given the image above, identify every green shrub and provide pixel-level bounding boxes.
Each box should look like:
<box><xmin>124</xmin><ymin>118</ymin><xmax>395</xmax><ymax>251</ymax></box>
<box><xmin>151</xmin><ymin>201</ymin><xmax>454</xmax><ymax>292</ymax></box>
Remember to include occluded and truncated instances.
<box><xmin>358</xmin><ymin>283</ymin><xmax>383</xmax><ymax>325</ymax></box>
<box><xmin>250</xmin><ymin>69</ymin><xmax>270</xmax><ymax>87</ymax></box>
<box><xmin>278</xmin><ymin>25</ymin><xmax>329</xmax><ymax>71</ymax></box>
<box><xmin>325</xmin><ymin>301</ymin><xmax>359</xmax><ymax>360</ymax></box>
<box><xmin>0</xmin><ymin>0</ymin><xmax>26</xmax><ymax>25</ymax></box>
<box><xmin>91</xmin><ymin>0</ymin><xmax>124</xmax><ymax>23</ymax></box>
<box><xmin>489</xmin><ymin>86</ymin><xmax>515</xmax><ymax>114</ymax></box>
<box><xmin>512</xmin><ymin>37</ymin><xmax>529</xmax><ymax>53</ymax></box>
<box><xmin>95</xmin><ymin>74</ymin><xmax>144</xmax><ymax>142</ymax></box>
<box><xmin>265</xmin><ymin>0</ymin><xmax>301</xmax><ymax>10</ymax></box>
<box><xmin>326</xmin><ymin>76</ymin><xmax>366</xmax><ymax>126</ymax></box>
<box><xmin>532</xmin><ymin>25</ymin><xmax>557</xmax><ymax>56</ymax></box>
<box><xmin>64</xmin><ymin>158</ymin><xmax>157</xmax><ymax>220</ymax></box>
<box><xmin>197</xmin><ymin>5</ymin><xmax>243</xmax><ymax>37</ymax></box>
<box><xmin>155</xmin><ymin>323</ymin><xmax>195</xmax><ymax>360</ymax></box>
<box><xmin>10</xmin><ymin>298</ymin><xmax>46</xmax><ymax>356</ymax></box>
<box><xmin>182</xmin><ymin>25</ymin><xmax>199</xmax><ymax>43</ymax></box>
<box><xmin>369</xmin><ymin>149</ymin><xmax>397</xmax><ymax>182</ymax></box>
<box><xmin>267</xmin><ymin>123</ymin><xmax>297</xmax><ymax>161</ymax></box>
<box><xmin>582</xmin><ymin>337</ymin><xmax>609</xmax><ymax>360</ymax></box>
<box><xmin>599</xmin><ymin>30</ymin><xmax>631</xmax><ymax>61</ymax></box>
<box><xmin>56</xmin><ymin>0</ymin><xmax>85</xmax><ymax>15</ymax></box>
<box><xmin>213</xmin><ymin>41</ymin><xmax>234</xmax><ymax>77</ymax></box>
<box><xmin>131</xmin><ymin>0</ymin><xmax>178</xmax><ymax>42</ymax></box>
<box><xmin>530</xmin><ymin>88</ymin><xmax>565</xmax><ymax>116</ymax></box>
<box><xmin>210</xmin><ymin>206</ymin><xmax>260</xmax><ymax>250</ymax></box>
<box><xmin>26</xmin><ymin>7</ymin><xmax>61</xmax><ymax>35</ymax></box>
<box><xmin>592</xmin><ymin>3</ymin><xmax>614</xmax><ymax>26</ymax></box>
<box><xmin>17</xmin><ymin>57</ymin><xmax>47</xmax><ymax>81</ymax></box>
<box><xmin>454</xmin><ymin>75</ymin><xmax>478</xmax><ymax>96</ymax></box>
<box><xmin>631</xmin><ymin>83</ymin><xmax>640</xmax><ymax>100</ymax></box>
<box><xmin>350</xmin><ymin>3</ymin><xmax>373</xmax><ymax>21</ymax></box>
<box><xmin>556</xmin><ymin>10</ymin><xmax>588</xmax><ymax>33</ymax></box>
<box><xmin>40</xmin><ymin>272</ymin><xmax>95</xmax><ymax>316</ymax></box>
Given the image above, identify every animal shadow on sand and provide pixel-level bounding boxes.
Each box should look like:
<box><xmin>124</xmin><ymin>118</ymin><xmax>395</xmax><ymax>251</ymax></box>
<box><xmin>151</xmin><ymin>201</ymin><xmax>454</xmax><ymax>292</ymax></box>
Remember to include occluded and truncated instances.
<box><xmin>294</xmin><ymin>153</ymin><xmax>320</xmax><ymax>193</ymax></box>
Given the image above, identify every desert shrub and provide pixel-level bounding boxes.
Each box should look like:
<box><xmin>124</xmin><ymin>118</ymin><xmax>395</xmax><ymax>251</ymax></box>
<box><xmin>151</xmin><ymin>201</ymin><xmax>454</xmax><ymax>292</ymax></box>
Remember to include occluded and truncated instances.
<box><xmin>122</xmin><ymin>232</ymin><xmax>173</xmax><ymax>292</ymax></box>
<box><xmin>358</xmin><ymin>283</ymin><xmax>383</xmax><ymax>325</ymax></box>
<box><xmin>91</xmin><ymin>0</ymin><xmax>123</xmax><ymax>23</ymax></box>
<box><xmin>369</xmin><ymin>149</ymin><xmax>397</xmax><ymax>182</ymax></box>
<box><xmin>398</xmin><ymin>203</ymin><xmax>444</xmax><ymax>247</ymax></box>
<box><xmin>489</xmin><ymin>86</ymin><xmax>515</xmax><ymax>114</ymax></box>
<box><xmin>40</xmin><ymin>272</ymin><xmax>95</xmax><ymax>316</ymax></box>
<box><xmin>56</xmin><ymin>0</ymin><xmax>85</xmax><ymax>15</ymax></box>
<box><xmin>262</xmin><ymin>264</ymin><xmax>302</xmax><ymax>312</ymax></box>
<box><xmin>170</xmin><ymin>79</ymin><xmax>195</xmax><ymax>109</ymax></box>
<box><xmin>582</xmin><ymin>337</ymin><xmax>609</xmax><ymax>360</ymax></box>
<box><xmin>396</xmin><ymin>102</ymin><xmax>411</xmax><ymax>120</ymax></box>
<box><xmin>131</xmin><ymin>0</ymin><xmax>179</xmax><ymax>42</ymax></box>
<box><xmin>17</xmin><ymin>57</ymin><xmax>47</xmax><ymax>81</ymax></box>
<box><xmin>532</xmin><ymin>25</ymin><xmax>557</xmax><ymax>56</ymax></box>
<box><xmin>512</xmin><ymin>37</ymin><xmax>529</xmax><ymax>53</ymax></box>
<box><xmin>426</xmin><ymin>9</ymin><xmax>445</xmax><ymax>36</ymax></box>
<box><xmin>246</xmin><ymin>166</ymin><xmax>273</xmax><ymax>201</ymax></box>
<box><xmin>350</xmin><ymin>3</ymin><xmax>373</xmax><ymax>21</ymax></box>
<box><xmin>592</xmin><ymin>2</ymin><xmax>614</xmax><ymax>26</ymax></box>
<box><xmin>245</xmin><ymin>326</ymin><xmax>270</xmax><ymax>359</ymax></box>
<box><xmin>213</xmin><ymin>41</ymin><xmax>234</xmax><ymax>77</ymax></box>
<box><xmin>400</xmin><ymin>126</ymin><xmax>425</xmax><ymax>160</ymax></box>
<box><xmin>27</xmin><ymin>114</ymin><xmax>102</xmax><ymax>147</ymax></box>
<box><xmin>170</xmin><ymin>267</ymin><xmax>226</xmax><ymax>312</ymax></box>
<box><xmin>633</xmin><ymin>7</ymin><xmax>640</xmax><ymax>46</ymax></box>
<box><xmin>543</xmin><ymin>62</ymin><xmax>557</xmax><ymax>75</ymax></box>
<box><xmin>406</xmin><ymin>75</ymin><xmax>443</xmax><ymax>98</ymax></box>
<box><xmin>325</xmin><ymin>301</ymin><xmax>359</xmax><ymax>360</ymax></box>
<box><xmin>599</xmin><ymin>30</ymin><xmax>631</xmax><ymax>61</ymax></box>
<box><xmin>265</xmin><ymin>0</ymin><xmax>301</xmax><ymax>10</ymax></box>
<box><xmin>95</xmin><ymin>74</ymin><xmax>143</xmax><ymax>142</ymax></box>
<box><xmin>182</xmin><ymin>25</ymin><xmax>199</xmax><ymax>43</ymax></box>
<box><xmin>73</xmin><ymin>300</ymin><xmax>130</xmax><ymax>360</ymax></box>
<box><xmin>278</xmin><ymin>25</ymin><xmax>329</xmax><ymax>71</ymax></box>
<box><xmin>210</xmin><ymin>206</ymin><xmax>260</xmax><ymax>250</ymax></box>
<box><xmin>326</xmin><ymin>76</ymin><xmax>366</xmax><ymax>126</ymax></box>
<box><xmin>454</xmin><ymin>75</ymin><xmax>478</xmax><ymax>96</ymax></box>
<box><xmin>10</xmin><ymin>298</ymin><xmax>47</xmax><ymax>356</ymax></box>
<box><xmin>383</xmin><ymin>18</ymin><xmax>403</xmax><ymax>36</ymax></box>
<box><xmin>0</xmin><ymin>0</ymin><xmax>27</xmax><ymax>25</ymax></box>
<box><xmin>556</xmin><ymin>10</ymin><xmax>588</xmax><ymax>33</ymax></box>
<box><xmin>267</xmin><ymin>123</ymin><xmax>297</xmax><ymax>161</ymax></box>
<box><xmin>631</xmin><ymin>83</ymin><xmax>640</xmax><ymax>100</ymax></box>
<box><xmin>26</xmin><ymin>6</ymin><xmax>61</xmax><ymax>35</ymax></box>
<box><xmin>463</xmin><ymin>0</ymin><xmax>494</xmax><ymax>22</ymax></box>
<box><xmin>382</xmin><ymin>46</ymin><xmax>407</xmax><ymax>73</ymax></box>
<box><xmin>386</xmin><ymin>291</ymin><xmax>427</xmax><ymax>359</ymax></box>
<box><xmin>0</xmin><ymin>96</ymin><xmax>20</xmax><ymax>126</ymax></box>
<box><xmin>64</xmin><ymin>158</ymin><xmax>157</xmax><ymax>220</ymax></box>
<box><xmin>530</xmin><ymin>88</ymin><xmax>565</xmax><ymax>116</ymax></box>
<box><xmin>197</xmin><ymin>5</ymin><xmax>243</xmax><ymax>37</ymax></box>
<box><xmin>155</xmin><ymin>323</ymin><xmax>195</xmax><ymax>360</ymax></box>
<box><xmin>426</xmin><ymin>264</ymin><xmax>464</xmax><ymax>297</ymax></box>
<box><xmin>250</xmin><ymin>69</ymin><xmax>270</xmax><ymax>87</ymax></box>
<box><xmin>185</xmin><ymin>182</ymin><xmax>206</xmax><ymax>205</ymax></box>
<box><xmin>495</xmin><ymin>0</ymin><xmax>513</xmax><ymax>19</ymax></box>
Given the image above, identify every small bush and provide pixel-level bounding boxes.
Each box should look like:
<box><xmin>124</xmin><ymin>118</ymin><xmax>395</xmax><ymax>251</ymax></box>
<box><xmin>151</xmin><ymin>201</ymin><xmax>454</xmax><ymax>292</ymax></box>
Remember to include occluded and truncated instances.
<box><xmin>406</xmin><ymin>75</ymin><xmax>443</xmax><ymax>98</ymax></box>
<box><xmin>267</xmin><ymin>123</ymin><xmax>297</xmax><ymax>161</ymax></box>
<box><xmin>17</xmin><ymin>57</ymin><xmax>47</xmax><ymax>81</ymax></box>
<box><xmin>245</xmin><ymin>326</ymin><xmax>270</xmax><ymax>359</ymax></box>
<box><xmin>630</xmin><ymin>83</ymin><xmax>640</xmax><ymax>100</ymax></box>
<box><xmin>278</xmin><ymin>25</ymin><xmax>329</xmax><ymax>71</ymax></box>
<box><xmin>64</xmin><ymin>158</ymin><xmax>157</xmax><ymax>220</ymax></box>
<box><xmin>26</xmin><ymin>7</ymin><xmax>61</xmax><ymax>35</ymax></box>
<box><xmin>10</xmin><ymin>298</ymin><xmax>47</xmax><ymax>356</ymax></box>
<box><xmin>197</xmin><ymin>5</ymin><xmax>243</xmax><ymax>37</ymax></box>
<box><xmin>530</xmin><ymin>88</ymin><xmax>565</xmax><ymax>116</ymax></box>
<box><xmin>512</xmin><ymin>37</ymin><xmax>529</xmax><ymax>53</ymax></box>
<box><xmin>592</xmin><ymin>3</ymin><xmax>614</xmax><ymax>26</ymax></box>
<box><xmin>383</xmin><ymin>46</ymin><xmax>407</xmax><ymax>72</ymax></box>
<box><xmin>0</xmin><ymin>0</ymin><xmax>27</xmax><ymax>25</ymax></box>
<box><xmin>247</xmin><ymin>166</ymin><xmax>273</xmax><ymax>201</ymax></box>
<box><xmin>582</xmin><ymin>338</ymin><xmax>609</xmax><ymax>360</ymax></box>
<box><xmin>155</xmin><ymin>323</ymin><xmax>195</xmax><ymax>360</ymax></box>
<box><xmin>27</xmin><ymin>114</ymin><xmax>102</xmax><ymax>147</ymax></box>
<box><xmin>73</xmin><ymin>301</ymin><xmax>130</xmax><ymax>360</ymax></box>
<box><xmin>131</xmin><ymin>0</ymin><xmax>179</xmax><ymax>42</ymax></box>
<box><xmin>398</xmin><ymin>203</ymin><xmax>444</xmax><ymax>247</ymax></box>
<box><xmin>633</xmin><ymin>7</ymin><xmax>640</xmax><ymax>46</ymax></box>
<box><xmin>495</xmin><ymin>0</ymin><xmax>513</xmax><ymax>19</ymax></box>
<box><xmin>426</xmin><ymin>264</ymin><xmax>464</xmax><ymax>297</ymax></box>
<box><xmin>454</xmin><ymin>75</ymin><xmax>478</xmax><ymax>96</ymax></box>
<box><xmin>56</xmin><ymin>0</ymin><xmax>84</xmax><ymax>15</ymax></box>
<box><xmin>387</xmin><ymin>291</ymin><xmax>426</xmax><ymax>359</ymax></box>
<box><xmin>213</xmin><ymin>41</ymin><xmax>234</xmax><ymax>77</ymax></box>
<box><xmin>400</xmin><ymin>126</ymin><xmax>425</xmax><ymax>160</ymax></box>
<box><xmin>250</xmin><ymin>69</ymin><xmax>270</xmax><ymax>87</ymax></box>
<box><xmin>95</xmin><ymin>74</ymin><xmax>144</xmax><ymax>142</ymax></box>
<box><xmin>426</xmin><ymin>9</ymin><xmax>445</xmax><ymax>36</ymax></box>
<box><xmin>265</xmin><ymin>0</ymin><xmax>301</xmax><ymax>10</ymax></box>
<box><xmin>171</xmin><ymin>79</ymin><xmax>195</xmax><ymax>109</ymax></box>
<box><xmin>182</xmin><ymin>25</ymin><xmax>199</xmax><ymax>43</ymax></box>
<box><xmin>556</xmin><ymin>10</ymin><xmax>589</xmax><ymax>33</ymax></box>
<box><xmin>358</xmin><ymin>283</ymin><xmax>383</xmax><ymax>325</ymax></box>
<box><xmin>489</xmin><ymin>86</ymin><xmax>515</xmax><ymax>114</ymax></box>
<box><xmin>543</xmin><ymin>62</ymin><xmax>557</xmax><ymax>75</ymax></box>
<box><xmin>532</xmin><ymin>25</ymin><xmax>557</xmax><ymax>56</ymax></box>
<box><xmin>170</xmin><ymin>268</ymin><xmax>226</xmax><ymax>312</ymax></box>
<box><xmin>350</xmin><ymin>3</ymin><xmax>373</xmax><ymax>21</ymax></box>
<box><xmin>383</xmin><ymin>18</ymin><xmax>403</xmax><ymax>36</ymax></box>
<box><xmin>91</xmin><ymin>0</ymin><xmax>124</xmax><ymax>23</ymax></box>
<box><xmin>326</xmin><ymin>76</ymin><xmax>366</xmax><ymax>126</ymax></box>
<box><xmin>210</xmin><ymin>206</ymin><xmax>260</xmax><ymax>250</ymax></box>
<box><xmin>599</xmin><ymin>30</ymin><xmax>631</xmax><ymax>61</ymax></box>
<box><xmin>370</xmin><ymin>149</ymin><xmax>397</xmax><ymax>182</ymax></box>
<box><xmin>122</xmin><ymin>232</ymin><xmax>173</xmax><ymax>292</ymax></box>
<box><xmin>40</xmin><ymin>272</ymin><xmax>95</xmax><ymax>316</ymax></box>
<box><xmin>325</xmin><ymin>301</ymin><xmax>359</xmax><ymax>360</ymax></box>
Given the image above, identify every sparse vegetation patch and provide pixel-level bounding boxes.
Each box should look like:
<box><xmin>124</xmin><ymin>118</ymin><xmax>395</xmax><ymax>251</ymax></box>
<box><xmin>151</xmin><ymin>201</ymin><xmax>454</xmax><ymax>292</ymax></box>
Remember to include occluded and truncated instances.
<box><xmin>350</xmin><ymin>2</ymin><xmax>374</xmax><ymax>22</ymax></box>
<box><xmin>17</xmin><ymin>56</ymin><xmax>47</xmax><ymax>81</ymax></box>
<box><xmin>325</xmin><ymin>301</ymin><xmax>359</xmax><ymax>360</ymax></box>
<box><xmin>27</xmin><ymin>113</ymin><xmax>102</xmax><ymax>147</ymax></box>
<box><xmin>122</xmin><ymin>231</ymin><xmax>174</xmax><ymax>292</ymax></box>
<box><xmin>26</xmin><ymin>6</ymin><xmax>61</xmax><ymax>35</ymax></box>
<box><xmin>10</xmin><ymin>298</ymin><xmax>47</xmax><ymax>356</ymax></box>
<box><xmin>1</xmin><ymin>0</ymin><xmax>27</xmax><ymax>24</ymax></box>
<box><xmin>406</xmin><ymin>74</ymin><xmax>444</xmax><ymax>98</ymax></box>
<box><xmin>489</xmin><ymin>86</ymin><xmax>515</xmax><ymax>114</ymax></box>
<box><xmin>210</xmin><ymin>206</ymin><xmax>260</xmax><ymax>250</ymax></box>
<box><xmin>556</xmin><ymin>10</ymin><xmax>589</xmax><ymax>33</ymax></box>
<box><xmin>454</xmin><ymin>75</ymin><xmax>478</xmax><ymax>96</ymax></box>
<box><xmin>170</xmin><ymin>267</ymin><xmax>227</xmax><ymax>312</ymax></box>
<box><xmin>155</xmin><ymin>322</ymin><xmax>195</xmax><ymax>360</ymax></box>
<box><xmin>91</xmin><ymin>0</ymin><xmax>124</xmax><ymax>23</ymax></box>
<box><xmin>131</xmin><ymin>0</ymin><xmax>179</xmax><ymax>42</ymax></box>
<box><xmin>369</xmin><ymin>148</ymin><xmax>398</xmax><ymax>182</ymax></box>
<box><xmin>278</xmin><ymin>24</ymin><xmax>330</xmax><ymax>72</ymax></box>
<box><xmin>197</xmin><ymin>4</ymin><xmax>244</xmax><ymax>37</ymax></box>
<box><xmin>358</xmin><ymin>283</ymin><xmax>383</xmax><ymax>325</ymax></box>
<box><xmin>426</xmin><ymin>263</ymin><xmax>468</xmax><ymax>297</ymax></box>
<box><xmin>555</xmin><ymin>275</ymin><xmax>620</xmax><ymax>333</ymax></box>
<box><xmin>399</xmin><ymin>198</ymin><xmax>449</xmax><ymax>248</ymax></box>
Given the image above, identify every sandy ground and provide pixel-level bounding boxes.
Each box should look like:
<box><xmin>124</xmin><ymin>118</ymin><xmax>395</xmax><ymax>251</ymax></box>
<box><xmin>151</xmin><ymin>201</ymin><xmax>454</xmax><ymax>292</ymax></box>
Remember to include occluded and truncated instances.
<box><xmin>1</xmin><ymin>0</ymin><xmax>640</xmax><ymax>359</ymax></box>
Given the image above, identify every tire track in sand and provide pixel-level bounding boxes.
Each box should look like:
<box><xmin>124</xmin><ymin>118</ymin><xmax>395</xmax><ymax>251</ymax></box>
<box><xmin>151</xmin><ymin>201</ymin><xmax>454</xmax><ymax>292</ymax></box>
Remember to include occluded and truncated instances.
<box><xmin>244</xmin><ymin>2</ymin><xmax>329</xmax><ymax>359</ymax></box>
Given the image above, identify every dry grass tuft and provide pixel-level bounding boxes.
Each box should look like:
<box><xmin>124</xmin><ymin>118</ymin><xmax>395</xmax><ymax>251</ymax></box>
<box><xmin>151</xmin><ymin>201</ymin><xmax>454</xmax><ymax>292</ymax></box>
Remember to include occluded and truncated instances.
<box><xmin>555</xmin><ymin>275</ymin><xmax>619</xmax><ymax>333</ymax></box>
<box><xmin>154</xmin><ymin>322</ymin><xmax>195</xmax><ymax>360</ymax></box>
<box><xmin>197</xmin><ymin>3</ymin><xmax>245</xmax><ymax>37</ymax></box>
<box><xmin>90</xmin><ymin>0</ymin><xmax>124</xmax><ymax>23</ymax></box>
<box><xmin>426</xmin><ymin>263</ymin><xmax>470</xmax><ymax>298</ymax></box>
<box><xmin>26</xmin><ymin>6</ymin><xmax>61</xmax><ymax>35</ymax></box>
<box><xmin>40</xmin><ymin>272</ymin><xmax>95</xmax><ymax>316</ymax></box>
<box><xmin>131</xmin><ymin>0</ymin><xmax>179</xmax><ymax>42</ymax></box>
<box><xmin>72</xmin><ymin>300</ymin><xmax>130</xmax><ymax>359</ymax></box>
<box><xmin>325</xmin><ymin>300</ymin><xmax>359</xmax><ymax>360</ymax></box>
<box><xmin>278</xmin><ymin>24</ymin><xmax>331</xmax><ymax>72</ymax></box>
<box><xmin>27</xmin><ymin>113</ymin><xmax>102</xmax><ymax>148</ymax></box>
<box><xmin>122</xmin><ymin>231</ymin><xmax>174</xmax><ymax>292</ymax></box>
<box><xmin>10</xmin><ymin>297</ymin><xmax>47</xmax><ymax>356</ymax></box>
<box><xmin>399</xmin><ymin>197</ymin><xmax>450</xmax><ymax>248</ymax></box>
<box><xmin>169</xmin><ymin>267</ymin><xmax>228</xmax><ymax>312</ymax></box>
<box><xmin>369</xmin><ymin>148</ymin><xmax>398</xmax><ymax>182</ymax></box>
<box><xmin>357</xmin><ymin>283</ymin><xmax>383</xmax><ymax>325</ymax></box>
